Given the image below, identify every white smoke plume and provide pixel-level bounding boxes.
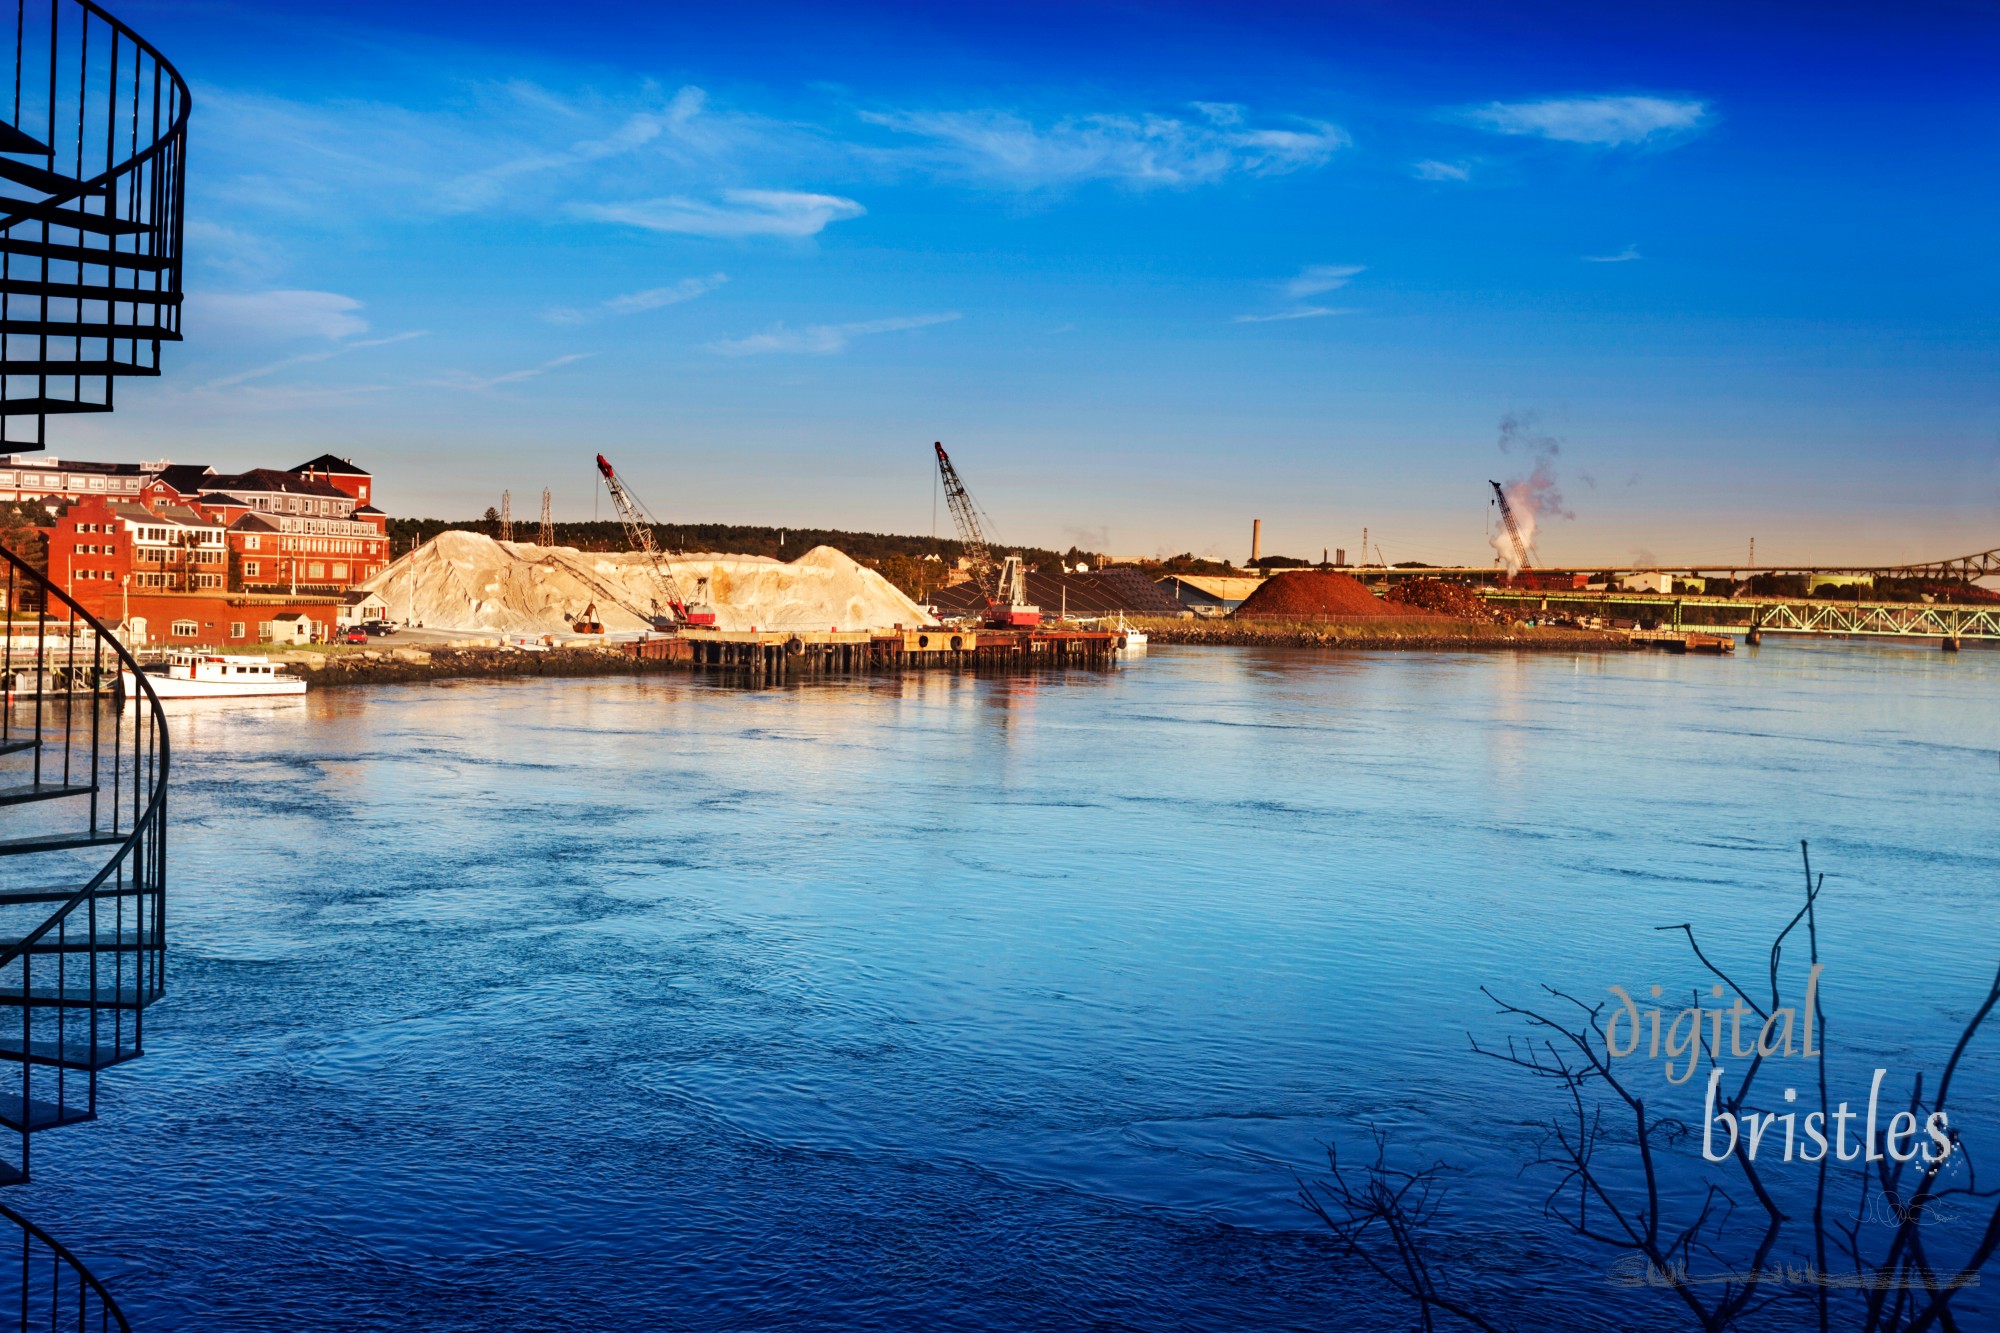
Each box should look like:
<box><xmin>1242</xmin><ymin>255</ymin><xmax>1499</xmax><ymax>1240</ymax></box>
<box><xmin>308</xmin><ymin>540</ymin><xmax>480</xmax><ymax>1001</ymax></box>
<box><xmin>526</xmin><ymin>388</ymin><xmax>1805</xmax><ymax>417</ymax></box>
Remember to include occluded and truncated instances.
<box><xmin>1488</xmin><ymin>410</ymin><xmax>1574</xmax><ymax>572</ymax></box>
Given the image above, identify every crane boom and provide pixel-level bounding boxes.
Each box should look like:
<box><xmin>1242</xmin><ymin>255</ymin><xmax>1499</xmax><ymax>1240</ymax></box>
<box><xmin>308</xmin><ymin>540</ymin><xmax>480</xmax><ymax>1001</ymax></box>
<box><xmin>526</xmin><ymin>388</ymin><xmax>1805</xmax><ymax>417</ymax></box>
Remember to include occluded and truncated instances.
<box><xmin>1489</xmin><ymin>479</ymin><xmax>1533</xmax><ymax>571</ymax></box>
<box><xmin>595</xmin><ymin>454</ymin><xmax>715</xmax><ymax>627</ymax></box>
<box><xmin>932</xmin><ymin>441</ymin><xmax>1039</xmax><ymax>627</ymax></box>
<box><xmin>933</xmin><ymin>442</ymin><xmax>996</xmax><ymax>594</ymax></box>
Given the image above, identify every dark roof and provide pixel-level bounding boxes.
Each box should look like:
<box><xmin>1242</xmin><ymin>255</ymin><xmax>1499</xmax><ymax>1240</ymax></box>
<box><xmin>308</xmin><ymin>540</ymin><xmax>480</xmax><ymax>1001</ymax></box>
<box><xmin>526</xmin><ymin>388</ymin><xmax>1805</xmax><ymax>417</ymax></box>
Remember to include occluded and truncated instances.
<box><xmin>205</xmin><ymin>469</ymin><xmax>350</xmax><ymax>500</ymax></box>
<box><xmin>352</xmin><ymin>504</ymin><xmax>383</xmax><ymax>515</ymax></box>
<box><xmin>108</xmin><ymin>501</ymin><xmax>218</xmax><ymax>528</ymax></box>
<box><xmin>930</xmin><ymin>567</ymin><xmax>1184</xmax><ymax>618</ymax></box>
<box><xmin>291</xmin><ymin>453</ymin><xmax>367</xmax><ymax>476</ymax></box>
<box><xmin>150</xmin><ymin>464</ymin><xmax>217</xmax><ymax>495</ymax></box>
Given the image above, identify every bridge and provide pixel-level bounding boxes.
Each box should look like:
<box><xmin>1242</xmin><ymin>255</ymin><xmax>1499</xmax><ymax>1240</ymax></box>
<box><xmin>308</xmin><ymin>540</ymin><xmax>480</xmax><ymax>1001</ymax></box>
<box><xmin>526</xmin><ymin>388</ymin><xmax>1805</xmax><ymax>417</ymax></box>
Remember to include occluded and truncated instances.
<box><xmin>1484</xmin><ymin>590</ymin><xmax>2000</xmax><ymax>646</ymax></box>
<box><xmin>1343</xmin><ymin>542</ymin><xmax>2000</xmax><ymax>587</ymax></box>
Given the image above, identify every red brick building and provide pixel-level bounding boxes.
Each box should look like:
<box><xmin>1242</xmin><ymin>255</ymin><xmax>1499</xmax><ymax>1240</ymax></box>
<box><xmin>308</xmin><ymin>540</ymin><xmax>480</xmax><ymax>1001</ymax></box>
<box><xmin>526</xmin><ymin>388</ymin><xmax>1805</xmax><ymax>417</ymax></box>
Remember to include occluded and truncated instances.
<box><xmin>46</xmin><ymin>454</ymin><xmax>389</xmax><ymax>643</ymax></box>
<box><xmin>48</xmin><ymin>497</ymin><xmax>344</xmax><ymax>645</ymax></box>
<box><xmin>136</xmin><ymin>458</ymin><xmax>390</xmax><ymax>594</ymax></box>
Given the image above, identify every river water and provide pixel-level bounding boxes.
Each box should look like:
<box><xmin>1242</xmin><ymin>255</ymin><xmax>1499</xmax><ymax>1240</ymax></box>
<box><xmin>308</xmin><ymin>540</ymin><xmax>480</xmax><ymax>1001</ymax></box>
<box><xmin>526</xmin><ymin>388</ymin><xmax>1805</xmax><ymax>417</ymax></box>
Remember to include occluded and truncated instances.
<box><xmin>19</xmin><ymin>641</ymin><xmax>2000</xmax><ymax>1329</ymax></box>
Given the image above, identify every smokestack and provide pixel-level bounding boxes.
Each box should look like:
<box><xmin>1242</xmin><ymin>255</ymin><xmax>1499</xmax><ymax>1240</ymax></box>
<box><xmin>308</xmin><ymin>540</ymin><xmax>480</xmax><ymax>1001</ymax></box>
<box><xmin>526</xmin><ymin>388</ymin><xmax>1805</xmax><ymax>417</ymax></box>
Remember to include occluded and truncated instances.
<box><xmin>1335</xmin><ymin>548</ymin><xmax>1346</xmax><ymax>567</ymax></box>
<box><xmin>1250</xmin><ymin>519</ymin><xmax>1262</xmax><ymax>568</ymax></box>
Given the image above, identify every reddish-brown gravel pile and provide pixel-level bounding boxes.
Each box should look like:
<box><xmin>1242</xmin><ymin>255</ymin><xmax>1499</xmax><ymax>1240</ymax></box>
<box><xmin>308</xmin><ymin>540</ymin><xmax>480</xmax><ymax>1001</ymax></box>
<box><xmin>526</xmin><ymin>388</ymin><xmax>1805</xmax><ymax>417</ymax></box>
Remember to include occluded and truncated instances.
<box><xmin>1237</xmin><ymin>570</ymin><xmax>1434</xmax><ymax>618</ymax></box>
<box><xmin>1384</xmin><ymin>578</ymin><xmax>1493</xmax><ymax>618</ymax></box>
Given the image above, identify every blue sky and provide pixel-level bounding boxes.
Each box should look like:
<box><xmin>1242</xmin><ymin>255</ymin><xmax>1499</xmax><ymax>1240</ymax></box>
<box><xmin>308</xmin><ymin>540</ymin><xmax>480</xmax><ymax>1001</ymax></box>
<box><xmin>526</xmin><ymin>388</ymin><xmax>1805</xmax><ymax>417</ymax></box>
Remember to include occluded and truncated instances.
<box><xmin>60</xmin><ymin>1</ymin><xmax>2000</xmax><ymax>567</ymax></box>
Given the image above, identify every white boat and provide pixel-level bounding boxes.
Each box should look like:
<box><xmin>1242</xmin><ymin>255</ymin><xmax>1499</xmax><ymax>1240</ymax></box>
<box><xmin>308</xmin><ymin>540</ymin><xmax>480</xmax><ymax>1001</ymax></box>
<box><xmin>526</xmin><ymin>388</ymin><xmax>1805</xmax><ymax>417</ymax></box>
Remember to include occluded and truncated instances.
<box><xmin>120</xmin><ymin>652</ymin><xmax>307</xmax><ymax>699</ymax></box>
<box><xmin>1116</xmin><ymin>613</ymin><xmax>1148</xmax><ymax>651</ymax></box>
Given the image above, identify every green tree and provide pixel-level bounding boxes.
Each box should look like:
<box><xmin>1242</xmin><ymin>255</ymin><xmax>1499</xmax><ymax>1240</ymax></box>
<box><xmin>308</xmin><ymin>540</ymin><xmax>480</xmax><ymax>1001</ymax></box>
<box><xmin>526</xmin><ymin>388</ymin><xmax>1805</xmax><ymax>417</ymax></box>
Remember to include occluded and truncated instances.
<box><xmin>876</xmin><ymin>553</ymin><xmax>928</xmax><ymax>599</ymax></box>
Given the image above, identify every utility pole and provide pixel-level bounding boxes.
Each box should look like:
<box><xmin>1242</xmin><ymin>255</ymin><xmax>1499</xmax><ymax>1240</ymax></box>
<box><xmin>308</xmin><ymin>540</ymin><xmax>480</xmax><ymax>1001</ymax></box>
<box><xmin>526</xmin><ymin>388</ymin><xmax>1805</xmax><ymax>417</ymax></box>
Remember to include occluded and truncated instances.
<box><xmin>1361</xmin><ymin>528</ymin><xmax>1369</xmax><ymax>567</ymax></box>
<box><xmin>498</xmin><ymin>490</ymin><xmax>514</xmax><ymax>543</ymax></box>
<box><xmin>1749</xmin><ymin>537</ymin><xmax>1755</xmax><ymax>569</ymax></box>
<box><xmin>538</xmin><ymin>489</ymin><xmax>554</xmax><ymax>547</ymax></box>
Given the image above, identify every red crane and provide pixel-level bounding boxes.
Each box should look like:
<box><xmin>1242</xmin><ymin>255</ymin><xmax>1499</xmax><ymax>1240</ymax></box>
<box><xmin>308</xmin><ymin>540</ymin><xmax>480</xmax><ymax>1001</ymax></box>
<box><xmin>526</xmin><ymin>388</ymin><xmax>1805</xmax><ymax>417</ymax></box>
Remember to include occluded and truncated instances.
<box><xmin>934</xmin><ymin>442</ymin><xmax>1039</xmax><ymax>628</ymax></box>
<box><xmin>1489</xmin><ymin>479</ymin><xmax>1534</xmax><ymax>572</ymax></box>
<box><xmin>595</xmin><ymin>454</ymin><xmax>717</xmax><ymax>628</ymax></box>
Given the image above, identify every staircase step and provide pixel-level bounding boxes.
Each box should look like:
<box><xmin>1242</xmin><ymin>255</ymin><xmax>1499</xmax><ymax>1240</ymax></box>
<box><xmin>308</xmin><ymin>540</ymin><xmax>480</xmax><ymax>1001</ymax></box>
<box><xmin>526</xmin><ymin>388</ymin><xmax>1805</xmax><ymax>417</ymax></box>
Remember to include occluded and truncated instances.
<box><xmin>0</xmin><ymin>1035</ymin><xmax>140</xmax><ymax>1071</ymax></box>
<box><xmin>0</xmin><ymin>739</ymin><xmax>39</xmax><ymax>757</ymax></box>
<box><xmin>0</xmin><ymin>983</ymin><xmax>153</xmax><ymax>1010</ymax></box>
<box><xmin>0</xmin><ymin>159</ymin><xmax>100</xmax><ymax>198</ymax></box>
<box><xmin>0</xmin><ymin>782</ymin><xmax>96</xmax><ymax>808</ymax></box>
<box><xmin>0</xmin><ymin>884</ymin><xmax>146</xmax><ymax>906</ymax></box>
<box><xmin>0</xmin><ymin>1092</ymin><xmax>93</xmax><ymax>1133</ymax></box>
<box><xmin>0</xmin><ymin>398</ymin><xmax>110</xmax><ymax>416</ymax></box>
<box><xmin>0</xmin><ymin>831</ymin><xmax>127</xmax><ymax>857</ymax></box>
<box><xmin>0</xmin><ymin>124</ymin><xmax>51</xmax><ymax>158</ymax></box>
<box><xmin>0</xmin><ymin>929</ymin><xmax>153</xmax><ymax>954</ymax></box>
<box><xmin>0</xmin><ymin>237</ymin><xmax>168</xmax><ymax>270</ymax></box>
<box><xmin>0</xmin><ymin>318</ymin><xmax>179</xmax><ymax>341</ymax></box>
<box><xmin>0</xmin><ymin>359</ymin><xmax>159</xmax><ymax>378</ymax></box>
<box><xmin>0</xmin><ymin>199</ymin><xmax>154</xmax><ymax>237</ymax></box>
<box><xmin>0</xmin><ymin>277</ymin><xmax>180</xmax><ymax>305</ymax></box>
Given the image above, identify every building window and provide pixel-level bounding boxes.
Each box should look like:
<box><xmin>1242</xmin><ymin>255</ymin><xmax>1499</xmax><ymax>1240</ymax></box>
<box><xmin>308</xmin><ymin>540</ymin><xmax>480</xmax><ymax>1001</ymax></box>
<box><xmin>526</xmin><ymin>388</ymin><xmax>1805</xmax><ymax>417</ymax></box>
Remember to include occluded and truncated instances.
<box><xmin>358</xmin><ymin>484</ymin><xmax>368</xmax><ymax>501</ymax></box>
<box><xmin>243</xmin><ymin>561</ymin><xmax>260</xmax><ymax>578</ymax></box>
<box><xmin>170</xmin><ymin>620</ymin><xmax>198</xmax><ymax>638</ymax></box>
<box><xmin>243</xmin><ymin>535</ymin><xmax>260</xmax><ymax>550</ymax></box>
<box><xmin>308</xmin><ymin>562</ymin><xmax>325</xmax><ymax>578</ymax></box>
<box><xmin>230</xmin><ymin>622</ymin><xmax>246</xmax><ymax>639</ymax></box>
<box><xmin>332</xmin><ymin>563</ymin><xmax>348</xmax><ymax>579</ymax></box>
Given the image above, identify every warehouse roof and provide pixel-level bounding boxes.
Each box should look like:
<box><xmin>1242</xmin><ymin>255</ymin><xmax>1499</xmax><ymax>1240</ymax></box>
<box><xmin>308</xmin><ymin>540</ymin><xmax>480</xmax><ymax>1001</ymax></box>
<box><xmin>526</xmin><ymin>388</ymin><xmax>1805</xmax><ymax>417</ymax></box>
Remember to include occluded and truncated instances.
<box><xmin>1157</xmin><ymin>575</ymin><xmax>1266</xmax><ymax>606</ymax></box>
<box><xmin>930</xmin><ymin>566</ymin><xmax>1184</xmax><ymax>618</ymax></box>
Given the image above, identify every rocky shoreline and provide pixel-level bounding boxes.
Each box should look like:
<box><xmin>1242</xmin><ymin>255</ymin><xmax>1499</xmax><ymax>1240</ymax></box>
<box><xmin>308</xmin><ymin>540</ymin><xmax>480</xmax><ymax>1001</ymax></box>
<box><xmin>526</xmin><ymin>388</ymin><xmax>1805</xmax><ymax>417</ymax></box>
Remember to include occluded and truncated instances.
<box><xmin>259</xmin><ymin>644</ymin><xmax>677</xmax><ymax>689</ymax></box>
<box><xmin>230</xmin><ymin>617</ymin><xmax>1638</xmax><ymax>692</ymax></box>
<box><xmin>1130</xmin><ymin>616</ymin><xmax>1639</xmax><ymax>652</ymax></box>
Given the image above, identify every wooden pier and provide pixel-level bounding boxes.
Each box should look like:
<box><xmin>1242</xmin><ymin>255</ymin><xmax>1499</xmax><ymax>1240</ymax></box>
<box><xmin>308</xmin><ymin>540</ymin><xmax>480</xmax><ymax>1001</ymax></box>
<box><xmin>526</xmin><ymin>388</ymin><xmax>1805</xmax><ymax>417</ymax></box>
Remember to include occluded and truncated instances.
<box><xmin>624</xmin><ymin>626</ymin><xmax>1126</xmax><ymax>679</ymax></box>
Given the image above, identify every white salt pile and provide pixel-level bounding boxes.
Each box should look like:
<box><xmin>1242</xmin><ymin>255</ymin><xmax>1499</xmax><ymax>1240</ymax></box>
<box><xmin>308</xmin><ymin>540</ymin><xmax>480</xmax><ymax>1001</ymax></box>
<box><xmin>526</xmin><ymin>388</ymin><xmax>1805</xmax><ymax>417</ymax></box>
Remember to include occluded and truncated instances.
<box><xmin>363</xmin><ymin>531</ymin><xmax>938</xmax><ymax>635</ymax></box>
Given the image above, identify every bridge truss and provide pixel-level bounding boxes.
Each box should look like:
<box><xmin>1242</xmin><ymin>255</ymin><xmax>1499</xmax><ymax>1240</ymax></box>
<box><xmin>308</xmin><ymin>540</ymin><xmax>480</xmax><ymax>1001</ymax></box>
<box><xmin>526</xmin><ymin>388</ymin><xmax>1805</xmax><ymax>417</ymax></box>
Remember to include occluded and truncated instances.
<box><xmin>1486</xmin><ymin>591</ymin><xmax>2000</xmax><ymax>642</ymax></box>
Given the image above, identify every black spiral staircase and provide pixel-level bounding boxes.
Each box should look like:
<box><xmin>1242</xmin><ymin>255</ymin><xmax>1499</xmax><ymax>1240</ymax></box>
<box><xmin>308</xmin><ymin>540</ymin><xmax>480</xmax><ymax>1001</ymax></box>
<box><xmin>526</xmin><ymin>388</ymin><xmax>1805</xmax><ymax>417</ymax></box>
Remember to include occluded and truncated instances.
<box><xmin>0</xmin><ymin>1</ymin><xmax>186</xmax><ymax>1327</ymax></box>
<box><xmin>0</xmin><ymin>0</ymin><xmax>186</xmax><ymax>447</ymax></box>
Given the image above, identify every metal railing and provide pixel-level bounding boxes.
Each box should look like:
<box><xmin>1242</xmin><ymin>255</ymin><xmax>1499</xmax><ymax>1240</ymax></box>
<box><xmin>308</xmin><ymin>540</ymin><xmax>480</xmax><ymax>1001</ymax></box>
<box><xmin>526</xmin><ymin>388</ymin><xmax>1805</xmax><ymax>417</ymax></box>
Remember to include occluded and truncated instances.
<box><xmin>0</xmin><ymin>0</ymin><xmax>190</xmax><ymax>449</ymax></box>
<box><xmin>0</xmin><ymin>541</ymin><xmax>167</xmax><ymax>1175</ymax></box>
<box><xmin>0</xmin><ymin>1198</ymin><xmax>126</xmax><ymax>1330</ymax></box>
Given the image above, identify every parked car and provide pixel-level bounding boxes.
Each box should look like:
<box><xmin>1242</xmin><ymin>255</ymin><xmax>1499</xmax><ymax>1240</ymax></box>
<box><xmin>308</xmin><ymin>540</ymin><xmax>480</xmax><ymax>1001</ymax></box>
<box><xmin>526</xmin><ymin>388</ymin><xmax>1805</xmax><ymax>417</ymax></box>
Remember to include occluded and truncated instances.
<box><xmin>362</xmin><ymin>620</ymin><xmax>398</xmax><ymax>636</ymax></box>
<box><xmin>342</xmin><ymin>627</ymin><xmax>369</xmax><ymax>644</ymax></box>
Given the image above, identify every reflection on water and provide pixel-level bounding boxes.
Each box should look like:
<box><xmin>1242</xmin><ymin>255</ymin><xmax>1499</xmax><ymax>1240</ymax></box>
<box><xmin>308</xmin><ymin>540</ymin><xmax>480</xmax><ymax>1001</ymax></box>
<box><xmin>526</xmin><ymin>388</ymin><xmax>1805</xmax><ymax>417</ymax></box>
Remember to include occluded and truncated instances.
<box><xmin>15</xmin><ymin>641</ymin><xmax>2000</xmax><ymax>1329</ymax></box>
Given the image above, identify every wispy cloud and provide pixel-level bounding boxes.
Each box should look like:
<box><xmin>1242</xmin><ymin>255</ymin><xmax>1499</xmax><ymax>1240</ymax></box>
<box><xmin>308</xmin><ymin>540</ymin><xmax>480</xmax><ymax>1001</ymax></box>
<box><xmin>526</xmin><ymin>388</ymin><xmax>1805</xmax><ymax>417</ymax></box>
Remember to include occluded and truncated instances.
<box><xmin>577</xmin><ymin>189</ymin><xmax>865</xmax><ymax>239</ymax></box>
<box><xmin>186</xmin><ymin>289</ymin><xmax>372</xmax><ymax>342</ymax></box>
<box><xmin>204</xmin><ymin>330</ymin><xmax>429</xmax><ymax>391</ymax></box>
<box><xmin>443</xmin><ymin>87</ymin><xmax>709</xmax><ymax>210</ymax></box>
<box><xmin>1412</xmin><ymin>159</ymin><xmax>1473</xmax><ymax>182</ymax></box>
<box><xmin>1583</xmin><ymin>246</ymin><xmax>1642</xmax><ymax>263</ymax></box>
<box><xmin>545</xmin><ymin>273</ymin><xmax>728</xmax><ymax>326</ymax></box>
<box><xmin>709</xmin><ymin>312</ymin><xmax>960</xmax><ymax>357</ymax></box>
<box><xmin>427</xmin><ymin>352</ymin><xmax>596</xmax><ymax>391</ymax></box>
<box><xmin>861</xmin><ymin>105</ymin><xmax>1347</xmax><ymax>188</ymax></box>
<box><xmin>1232</xmin><ymin>306</ymin><xmax>1356</xmax><ymax>324</ymax></box>
<box><xmin>198</xmin><ymin>82</ymin><xmax>818</xmax><ymax>228</ymax></box>
<box><xmin>1462</xmin><ymin>95</ymin><xmax>1711</xmax><ymax>147</ymax></box>
<box><xmin>1286</xmin><ymin>264</ymin><xmax>1365</xmax><ymax>298</ymax></box>
<box><xmin>185</xmin><ymin>220</ymin><xmax>287</xmax><ymax>281</ymax></box>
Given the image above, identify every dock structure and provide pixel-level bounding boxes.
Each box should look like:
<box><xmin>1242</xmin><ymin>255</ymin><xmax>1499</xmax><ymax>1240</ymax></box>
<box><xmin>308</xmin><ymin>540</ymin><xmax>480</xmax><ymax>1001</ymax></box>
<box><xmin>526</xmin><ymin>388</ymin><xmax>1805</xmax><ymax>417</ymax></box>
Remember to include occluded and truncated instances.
<box><xmin>624</xmin><ymin>626</ymin><xmax>1126</xmax><ymax>678</ymax></box>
